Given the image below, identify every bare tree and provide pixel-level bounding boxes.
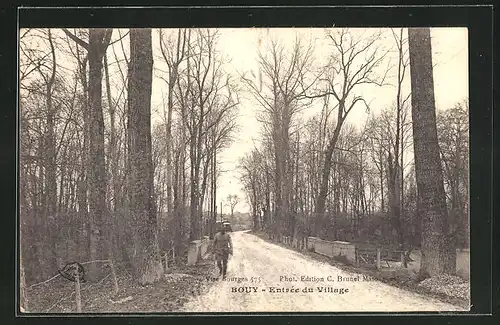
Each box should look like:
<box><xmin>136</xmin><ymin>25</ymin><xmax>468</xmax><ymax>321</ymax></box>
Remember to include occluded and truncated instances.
<box><xmin>408</xmin><ymin>27</ymin><xmax>455</xmax><ymax>277</ymax></box>
<box><xmin>226</xmin><ymin>194</ymin><xmax>239</xmax><ymax>219</ymax></box>
<box><xmin>184</xmin><ymin>29</ymin><xmax>239</xmax><ymax>240</ymax></box>
<box><xmin>41</xmin><ymin>29</ymin><xmax>58</xmax><ymax>274</ymax></box>
<box><xmin>127</xmin><ymin>28</ymin><xmax>164</xmax><ymax>284</ymax></box>
<box><xmin>158</xmin><ymin>29</ymin><xmax>188</xmax><ymax>219</ymax></box>
<box><xmin>310</xmin><ymin>29</ymin><xmax>389</xmax><ymax>238</ymax></box>
<box><xmin>387</xmin><ymin>28</ymin><xmax>412</xmax><ymax>259</ymax></box>
<box><xmin>62</xmin><ymin>27</ymin><xmax>114</xmax><ymax>278</ymax></box>
<box><xmin>437</xmin><ymin>100</ymin><xmax>469</xmax><ymax>249</ymax></box>
<box><xmin>172</xmin><ymin>29</ymin><xmax>193</xmax><ymax>261</ymax></box>
<box><xmin>239</xmin><ymin>156</ymin><xmax>257</xmax><ymax>229</ymax></box>
<box><xmin>203</xmin><ymin>104</ymin><xmax>238</xmax><ymax>237</ymax></box>
<box><xmin>20</xmin><ymin>29</ymin><xmax>108</xmax><ymax>286</ymax></box>
<box><xmin>242</xmin><ymin>34</ymin><xmax>316</xmax><ymax>241</ymax></box>
<box><xmin>366</xmin><ymin>106</ymin><xmax>412</xmax><ymax>247</ymax></box>
<box><xmin>87</xmin><ymin>29</ymin><xmax>113</xmax><ymax>278</ymax></box>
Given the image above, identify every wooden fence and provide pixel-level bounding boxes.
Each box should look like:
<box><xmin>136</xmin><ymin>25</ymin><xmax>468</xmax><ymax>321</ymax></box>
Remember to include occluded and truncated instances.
<box><xmin>307</xmin><ymin>237</ymin><xmax>407</xmax><ymax>269</ymax></box>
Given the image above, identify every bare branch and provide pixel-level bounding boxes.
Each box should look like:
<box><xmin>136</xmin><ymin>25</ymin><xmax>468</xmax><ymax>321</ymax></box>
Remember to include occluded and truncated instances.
<box><xmin>62</xmin><ymin>28</ymin><xmax>89</xmax><ymax>50</ymax></box>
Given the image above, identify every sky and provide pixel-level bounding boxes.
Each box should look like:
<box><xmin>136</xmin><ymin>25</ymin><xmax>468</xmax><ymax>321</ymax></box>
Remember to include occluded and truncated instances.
<box><xmin>20</xmin><ymin>27</ymin><xmax>469</xmax><ymax>215</ymax></box>
<box><xmin>156</xmin><ymin>27</ymin><xmax>467</xmax><ymax>214</ymax></box>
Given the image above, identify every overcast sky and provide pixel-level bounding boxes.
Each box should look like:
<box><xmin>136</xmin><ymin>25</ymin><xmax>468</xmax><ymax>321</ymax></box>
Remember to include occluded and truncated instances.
<box><xmin>152</xmin><ymin>27</ymin><xmax>467</xmax><ymax>214</ymax></box>
<box><xmin>21</xmin><ymin>27</ymin><xmax>468</xmax><ymax>214</ymax></box>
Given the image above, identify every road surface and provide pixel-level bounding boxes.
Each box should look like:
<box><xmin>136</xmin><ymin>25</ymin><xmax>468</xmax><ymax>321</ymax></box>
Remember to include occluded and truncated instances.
<box><xmin>181</xmin><ymin>231</ymin><xmax>466</xmax><ymax>312</ymax></box>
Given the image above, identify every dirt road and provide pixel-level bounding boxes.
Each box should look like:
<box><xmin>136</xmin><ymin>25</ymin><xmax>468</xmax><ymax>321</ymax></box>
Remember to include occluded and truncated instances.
<box><xmin>180</xmin><ymin>231</ymin><xmax>466</xmax><ymax>313</ymax></box>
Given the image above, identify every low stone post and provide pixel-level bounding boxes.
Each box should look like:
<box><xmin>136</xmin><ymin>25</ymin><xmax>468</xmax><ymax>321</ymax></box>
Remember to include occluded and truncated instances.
<box><xmin>187</xmin><ymin>240</ymin><xmax>201</xmax><ymax>265</ymax></box>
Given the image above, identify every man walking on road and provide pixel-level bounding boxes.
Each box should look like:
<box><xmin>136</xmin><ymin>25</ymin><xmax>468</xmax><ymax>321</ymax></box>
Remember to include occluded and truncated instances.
<box><xmin>213</xmin><ymin>223</ymin><xmax>233</xmax><ymax>279</ymax></box>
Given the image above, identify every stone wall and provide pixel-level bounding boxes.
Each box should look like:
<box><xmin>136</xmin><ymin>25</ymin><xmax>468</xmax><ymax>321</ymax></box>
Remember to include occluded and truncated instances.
<box><xmin>307</xmin><ymin>237</ymin><xmax>318</xmax><ymax>251</ymax></box>
<box><xmin>456</xmin><ymin>248</ymin><xmax>470</xmax><ymax>280</ymax></box>
<box><xmin>307</xmin><ymin>237</ymin><xmax>356</xmax><ymax>263</ymax></box>
<box><xmin>332</xmin><ymin>241</ymin><xmax>356</xmax><ymax>262</ymax></box>
<box><xmin>307</xmin><ymin>238</ymin><xmax>470</xmax><ymax>278</ymax></box>
<box><xmin>187</xmin><ymin>237</ymin><xmax>212</xmax><ymax>266</ymax></box>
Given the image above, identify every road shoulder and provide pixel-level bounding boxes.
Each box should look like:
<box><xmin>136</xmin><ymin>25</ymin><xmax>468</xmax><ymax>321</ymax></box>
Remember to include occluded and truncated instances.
<box><xmin>248</xmin><ymin>231</ymin><xmax>470</xmax><ymax>310</ymax></box>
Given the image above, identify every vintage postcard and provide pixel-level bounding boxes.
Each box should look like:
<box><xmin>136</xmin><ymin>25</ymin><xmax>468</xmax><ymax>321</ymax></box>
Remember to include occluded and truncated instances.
<box><xmin>18</xmin><ymin>25</ymin><xmax>470</xmax><ymax>314</ymax></box>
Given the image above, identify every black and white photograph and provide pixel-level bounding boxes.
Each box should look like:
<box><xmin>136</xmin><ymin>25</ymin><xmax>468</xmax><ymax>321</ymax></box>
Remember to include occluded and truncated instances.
<box><xmin>18</xmin><ymin>25</ymin><xmax>471</xmax><ymax>313</ymax></box>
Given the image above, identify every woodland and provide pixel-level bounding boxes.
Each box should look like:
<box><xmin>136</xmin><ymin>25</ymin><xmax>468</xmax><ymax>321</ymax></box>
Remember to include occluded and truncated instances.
<box><xmin>19</xmin><ymin>28</ymin><xmax>469</xmax><ymax>310</ymax></box>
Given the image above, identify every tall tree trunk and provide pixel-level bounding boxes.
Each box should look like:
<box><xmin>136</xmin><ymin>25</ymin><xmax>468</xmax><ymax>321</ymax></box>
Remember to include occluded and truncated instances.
<box><xmin>76</xmin><ymin>51</ymin><xmax>90</xmax><ymax>262</ymax></box>
<box><xmin>210</xmin><ymin>133</ymin><xmax>217</xmax><ymax>239</ymax></box>
<box><xmin>199</xmin><ymin>154</ymin><xmax>212</xmax><ymax>236</ymax></box>
<box><xmin>282</xmin><ymin>119</ymin><xmax>292</xmax><ymax>238</ymax></box>
<box><xmin>76</xmin><ymin>173</ymin><xmax>88</xmax><ymax>261</ymax></box>
<box><xmin>104</xmin><ymin>52</ymin><xmax>120</xmax><ymax>269</ymax></box>
<box><xmin>315</xmin><ymin>122</ymin><xmax>342</xmax><ymax>237</ymax></box>
<box><xmin>408</xmin><ymin>28</ymin><xmax>455</xmax><ymax>276</ymax></box>
<box><xmin>127</xmin><ymin>28</ymin><xmax>164</xmax><ymax>284</ymax></box>
<box><xmin>172</xmin><ymin>149</ymin><xmax>182</xmax><ymax>263</ymax></box>
<box><xmin>20</xmin><ymin>157</ymin><xmax>29</xmax><ymax>305</ymax></box>
<box><xmin>165</xmin><ymin>73</ymin><xmax>175</xmax><ymax>219</ymax></box>
<box><xmin>87</xmin><ymin>28</ymin><xmax>110</xmax><ymax>279</ymax></box>
<box><xmin>43</xmin><ymin>30</ymin><xmax>59</xmax><ymax>275</ymax></box>
<box><xmin>379</xmin><ymin>160</ymin><xmax>385</xmax><ymax>212</ymax></box>
<box><xmin>174</xmin><ymin>98</ymin><xmax>188</xmax><ymax>263</ymax></box>
<box><xmin>273</xmin><ymin>129</ymin><xmax>283</xmax><ymax>240</ymax></box>
<box><xmin>189</xmin><ymin>144</ymin><xmax>200</xmax><ymax>240</ymax></box>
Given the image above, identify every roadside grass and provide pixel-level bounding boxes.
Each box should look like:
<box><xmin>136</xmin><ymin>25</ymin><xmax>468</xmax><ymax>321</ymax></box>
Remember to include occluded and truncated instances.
<box><xmin>25</xmin><ymin>259</ymin><xmax>220</xmax><ymax>313</ymax></box>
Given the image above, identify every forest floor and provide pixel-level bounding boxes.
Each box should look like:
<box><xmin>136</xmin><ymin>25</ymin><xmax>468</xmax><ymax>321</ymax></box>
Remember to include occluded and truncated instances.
<box><xmin>250</xmin><ymin>230</ymin><xmax>470</xmax><ymax>310</ymax></box>
<box><xmin>26</xmin><ymin>259</ymin><xmax>220</xmax><ymax>313</ymax></box>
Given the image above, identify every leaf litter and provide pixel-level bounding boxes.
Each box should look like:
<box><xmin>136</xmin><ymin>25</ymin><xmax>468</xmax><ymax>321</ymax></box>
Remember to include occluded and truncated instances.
<box><xmin>26</xmin><ymin>259</ymin><xmax>220</xmax><ymax>313</ymax></box>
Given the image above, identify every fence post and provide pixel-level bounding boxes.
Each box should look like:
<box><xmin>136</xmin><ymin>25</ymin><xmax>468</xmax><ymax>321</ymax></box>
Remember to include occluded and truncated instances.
<box><xmin>74</xmin><ymin>270</ymin><xmax>82</xmax><ymax>312</ymax></box>
<box><xmin>376</xmin><ymin>248</ymin><xmax>381</xmax><ymax>270</ymax></box>
<box><xmin>20</xmin><ymin>256</ymin><xmax>28</xmax><ymax>312</ymax></box>
<box><xmin>109</xmin><ymin>260</ymin><xmax>119</xmax><ymax>295</ymax></box>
